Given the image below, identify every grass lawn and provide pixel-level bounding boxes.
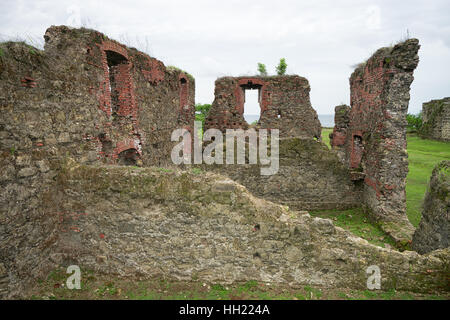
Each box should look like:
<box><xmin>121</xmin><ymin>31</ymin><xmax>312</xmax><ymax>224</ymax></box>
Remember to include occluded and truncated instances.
<box><xmin>405</xmin><ymin>134</ymin><xmax>450</xmax><ymax>226</ymax></box>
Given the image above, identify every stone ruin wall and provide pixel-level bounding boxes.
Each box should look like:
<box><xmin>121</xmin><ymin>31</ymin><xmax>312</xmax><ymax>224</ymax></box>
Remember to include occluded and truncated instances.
<box><xmin>329</xmin><ymin>104</ymin><xmax>351</xmax><ymax>164</ymax></box>
<box><xmin>0</xmin><ymin>25</ymin><xmax>194</xmax><ymax>297</ymax></box>
<box><xmin>205</xmin><ymin>76</ymin><xmax>322</xmax><ymax>139</ymax></box>
<box><xmin>420</xmin><ymin>97</ymin><xmax>450</xmax><ymax>142</ymax></box>
<box><xmin>330</xmin><ymin>39</ymin><xmax>420</xmax><ymax>240</ymax></box>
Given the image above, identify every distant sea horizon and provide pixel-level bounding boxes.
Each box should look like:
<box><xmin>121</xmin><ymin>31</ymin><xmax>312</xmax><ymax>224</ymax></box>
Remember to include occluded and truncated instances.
<box><xmin>243</xmin><ymin>114</ymin><xmax>334</xmax><ymax>128</ymax></box>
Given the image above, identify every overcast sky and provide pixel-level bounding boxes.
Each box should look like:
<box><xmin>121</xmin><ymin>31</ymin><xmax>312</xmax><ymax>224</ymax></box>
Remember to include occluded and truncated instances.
<box><xmin>1</xmin><ymin>0</ymin><xmax>449</xmax><ymax>115</ymax></box>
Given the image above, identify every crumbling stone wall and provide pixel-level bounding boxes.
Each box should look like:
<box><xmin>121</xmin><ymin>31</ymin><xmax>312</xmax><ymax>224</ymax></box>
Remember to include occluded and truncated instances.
<box><xmin>0</xmin><ymin>25</ymin><xmax>194</xmax><ymax>297</ymax></box>
<box><xmin>43</xmin><ymin>165</ymin><xmax>450</xmax><ymax>293</ymax></box>
<box><xmin>202</xmin><ymin>138</ymin><xmax>363</xmax><ymax>211</ymax></box>
<box><xmin>205</xmin><ymin>76</ymin><xmax>321</xmax><ymax>139</ymax></box>
<box><xmin>202</xmin><ymin>75</ymin><xmax>352</xmax><ymax>211</ymax></box>
<box><xmin>43</xmin><ymin>26</ymin><xmax>195</xmax><ymax>167</ymax></box>
<box><xmin>420</xmin><ymin>97</ymin><xmax>450</xmax><ymax>142</ymax></box>
<box><xmin>412</xmin><ymin>161</ymin><xmax>449</xmax><ymax>254</ymax></box>
<box><xmin>331</xmin><ymin>39</ymin><xmax>420</xmax><ymax>241</ymax></box>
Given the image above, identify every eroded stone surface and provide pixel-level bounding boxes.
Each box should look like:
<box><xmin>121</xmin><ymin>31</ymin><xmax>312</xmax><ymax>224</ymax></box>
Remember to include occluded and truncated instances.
<box><xmin>205</xmin><ymin>76</ymin><xmax>321</xmax><ymax>139</ymax></box>
<box><xmin>202</xmin><ymin>138</ymin><xmax>363</xmax><ymax>211</ymax></box>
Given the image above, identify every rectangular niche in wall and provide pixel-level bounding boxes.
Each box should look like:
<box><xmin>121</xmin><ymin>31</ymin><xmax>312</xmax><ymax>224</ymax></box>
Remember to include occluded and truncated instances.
<box><xmin>105</xmin><ymin>50</ymin><xmax>134</xmax><ymax>119</ymax></box>
<box><xmin>240</xmin><ymin>80</ymin><xmax>262</xmax><ymax>125</ymax></box>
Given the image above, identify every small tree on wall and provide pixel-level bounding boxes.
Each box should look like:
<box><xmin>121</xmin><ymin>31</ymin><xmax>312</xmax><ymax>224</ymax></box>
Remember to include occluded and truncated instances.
<box><xmin>276</xmin><ymin>58</ymin><xmax>287</xmax><ymax>75</ymax></box>
<box><xmin>195</xmin><ymin>103</ymin><xmax>211</xmax><ymax>127</ymax></box>
<box><xmin>257</xmin><ymin>63</ymin><xmax>267</xmax><ymax>76</ymax></box>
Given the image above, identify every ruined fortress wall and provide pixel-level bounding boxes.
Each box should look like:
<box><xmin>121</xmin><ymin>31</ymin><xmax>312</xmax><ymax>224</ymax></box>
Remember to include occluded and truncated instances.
<box><xmin>0</xmin><ymin>38</ymin><xmax>102</xmax><ymax>297</ymax></box>
<box><xmin>330</xmin><ymin>104</ymin><xmax>351</xmax><ymax>163</ymax></box>
<box><xmin>331</xmin><ymin>39</ymin><xmax>420</xmax><ymax>239</ymax></box>
<box><xmin>204</xmin><ymin>138</ymin><xmax>363</xmax><ymax>211</ymax></box>
<box><xmin>412</xmin><ymin>161</ymin><xmax>450</xmax><ymax>254</ymax></box>
<box><xmin>42</xmin><ymin>25</ymin><xmax>195</xmax><ymax>167</ymax></box>
<box><xmin>203</xmin><ymin>76</ymin><xmax>359</xmax><ymax>211</ymax></box>
<box><xmin>420</xmin><ymin>97</ymin><xmax>450</xmax><ymax>141</ymax></box>
<box><xmin>0</xmin><ymin>25</ymin><xmax>194</xmax><ymax>297</ymax></box>
<box><xmin>205</xmin><ymin>76</ymin><xmax>321</xmax><ymax>139</ymax></box>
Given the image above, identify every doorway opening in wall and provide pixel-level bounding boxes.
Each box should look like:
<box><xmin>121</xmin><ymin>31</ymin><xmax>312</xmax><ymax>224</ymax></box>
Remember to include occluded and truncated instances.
<box><xmin>242</xmin><ymin>86</ymin><xmax>262</xmax><ymax>126</ymax></box>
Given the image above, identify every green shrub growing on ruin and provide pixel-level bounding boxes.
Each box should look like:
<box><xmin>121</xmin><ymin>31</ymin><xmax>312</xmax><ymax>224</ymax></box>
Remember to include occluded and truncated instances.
<box><xmin>257</xmin><ymin>63</ymin><xmax>267</xmax><ymax>76</ymax></box>
<box><xmin>276</xmin><ymin>58</ymin><xmax>287</xmax><ymax>75</ymax></box>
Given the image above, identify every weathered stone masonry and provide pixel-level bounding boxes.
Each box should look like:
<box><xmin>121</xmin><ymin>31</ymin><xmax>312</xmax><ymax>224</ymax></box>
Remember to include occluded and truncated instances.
<box><xmin>202</xmin><ymin>75</ymin><xmax>361</xmax><ymax>211</ymax></box>
<box><xmin>43</xmin><ymin>26</ymin><xmax>195</xmax><ymax>167</ymax></box>
<box><xmin>420</xmin><ymin>97</ymin><xmax>450</xmax><ymax>142</ymax></box>
<box><xmin>1</xmin><ymin>27</ymin><xmax>449</xmax><ymax>299</ymax></box>
<box><xmin>202</xmin><ymin>138</ymin><xmax>364</xmax><ymax>211</ymax></box>
<box><xmin>47</xmin><ymin>165</ymin><xmax>449</xmax><ymax>294</ymax></box>
<box><xmin>0</xmin><ymin>25</ymin><xmax>194</xmax><ymax>297</ymax></box>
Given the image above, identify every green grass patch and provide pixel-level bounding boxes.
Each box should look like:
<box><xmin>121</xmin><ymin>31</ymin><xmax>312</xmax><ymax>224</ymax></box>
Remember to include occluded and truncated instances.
<box><xmin>309</xmin><ymin>207</ymin><xmax>396</xmax><ymax>248</ymax></box>
<box><xmin>406</xmin><ymin>134</ymin><xmax>450</xmax><ymax>226</ymax></box>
